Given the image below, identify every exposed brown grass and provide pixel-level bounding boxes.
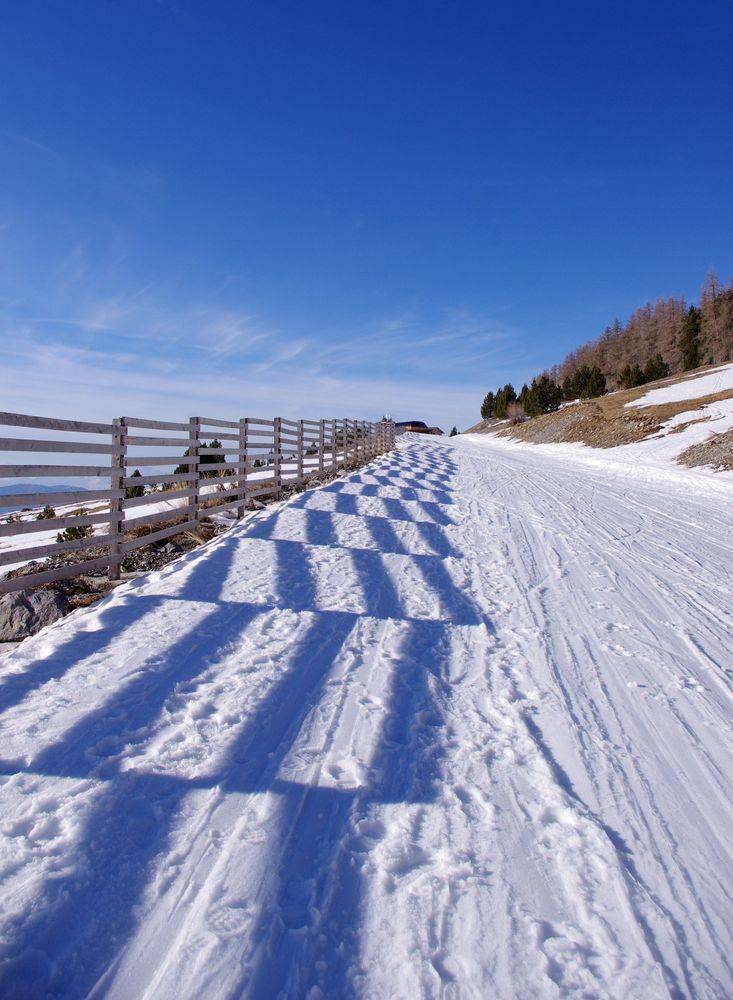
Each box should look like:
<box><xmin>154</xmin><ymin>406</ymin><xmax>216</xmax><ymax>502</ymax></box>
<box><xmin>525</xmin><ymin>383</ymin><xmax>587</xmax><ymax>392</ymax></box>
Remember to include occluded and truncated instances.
<box><xmin>497</xmin><ymin>371</ymin><xmax>733</xmax><ymax>452</ymax></box>
<box><xmin>666</xmin><ymin>416</ymin><xmax>711</xmax><ymax>435</ymax></box>
<box><xmin>123</xmin><ymin>514</ymin><xmax>189</xmax><ymax>540</ymax></box>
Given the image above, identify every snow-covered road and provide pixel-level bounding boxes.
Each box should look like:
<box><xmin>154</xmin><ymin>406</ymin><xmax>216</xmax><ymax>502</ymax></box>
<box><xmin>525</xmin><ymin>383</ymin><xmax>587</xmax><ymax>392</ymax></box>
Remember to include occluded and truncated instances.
<box><xmin>1</xmin><ymin>434</ymin><xmax>732</xmax><ymax>999</ymax></box>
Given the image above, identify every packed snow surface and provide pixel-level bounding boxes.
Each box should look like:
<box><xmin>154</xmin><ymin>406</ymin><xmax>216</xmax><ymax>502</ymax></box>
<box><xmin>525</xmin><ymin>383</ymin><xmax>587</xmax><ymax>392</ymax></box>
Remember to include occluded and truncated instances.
<box><xmin>626</xmin><ymin>361</ymin><xmax>733</xmax><ymax>408</ymax></box>
<box><xmin>499</xmin><ymin>369</ymin><xmax>733</xmax><ymax>485</ymax></box>
<box><xmin>1</xmin><ymin>435</ymin><xmax>732</xmax><ymax>999</ymax></box>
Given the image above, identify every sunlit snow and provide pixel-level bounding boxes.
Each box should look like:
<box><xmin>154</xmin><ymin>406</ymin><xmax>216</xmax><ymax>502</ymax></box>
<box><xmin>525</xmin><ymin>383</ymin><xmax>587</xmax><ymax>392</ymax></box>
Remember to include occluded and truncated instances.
<box><xmin>626</xmin><ymin>360</ymin><xmax>733</xmax><ymax>408</ymax></box>
<box><xmin>0</xmin><ymin>435</ymin><xmax>732</xmax><ymax>998</ymax></box>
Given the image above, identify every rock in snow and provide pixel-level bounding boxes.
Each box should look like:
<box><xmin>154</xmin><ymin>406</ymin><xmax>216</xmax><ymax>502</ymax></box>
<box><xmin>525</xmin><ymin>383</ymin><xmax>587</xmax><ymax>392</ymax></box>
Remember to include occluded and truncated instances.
<box><xmin>0</xmin><ymin>588</ymin><xmax>70</xmax><ymax>641</ymax></box>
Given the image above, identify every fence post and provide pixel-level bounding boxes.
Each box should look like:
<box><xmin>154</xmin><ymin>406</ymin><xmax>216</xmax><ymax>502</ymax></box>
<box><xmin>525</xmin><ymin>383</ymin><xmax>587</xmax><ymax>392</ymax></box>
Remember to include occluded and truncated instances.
<box><xmin>297</xmin><ymin>419</ymin><xmax>304</xmax><ymax>485</ymax></box>
<box><xmin>331</xmin><ymin>419</ymin><xmax>337</xmax><ymax>472</ymax></box>
<box><xmin>238</xmin><ymin>417</ymin><xmax>247</xmax><ymax>519</ymax></box>
<box><xmin>343</xmin><ymin>419</ymin><xmax>349</xmax><ymax>468</ymax></box>
<box><xmin>108</xmin><ymin>416</ymin><xmax>126</xmax><ymax>581</ymax></box>
<box><xmin>273</xmin><ymin>416</ymin><xmax>282</xmax><ymax>498</ymax></box>
<box><xmin>318</xmin><ymin>419</ymin><xmax>325</xmax><ymax>474</ymax></box>
<box><xmin>188</xmin><ymin>416</ymin><xmax>200</xmax><ymax>523</ymax></box>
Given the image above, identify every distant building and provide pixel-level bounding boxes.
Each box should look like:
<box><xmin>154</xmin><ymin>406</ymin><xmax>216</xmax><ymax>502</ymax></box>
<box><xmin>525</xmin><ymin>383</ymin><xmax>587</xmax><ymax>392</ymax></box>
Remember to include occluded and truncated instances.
<box><xmin>395</xmin><ymin>421</ymin><xmax>444</xmax><ymax>436</ymax></box>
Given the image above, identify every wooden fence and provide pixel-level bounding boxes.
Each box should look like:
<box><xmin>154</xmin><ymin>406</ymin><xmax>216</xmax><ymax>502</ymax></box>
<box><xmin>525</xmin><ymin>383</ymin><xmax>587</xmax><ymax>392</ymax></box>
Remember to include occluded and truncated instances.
<box><xmin>0</xmin><ymin>411</ymin><xmax>396</xmax><ymax>595</ymax></box>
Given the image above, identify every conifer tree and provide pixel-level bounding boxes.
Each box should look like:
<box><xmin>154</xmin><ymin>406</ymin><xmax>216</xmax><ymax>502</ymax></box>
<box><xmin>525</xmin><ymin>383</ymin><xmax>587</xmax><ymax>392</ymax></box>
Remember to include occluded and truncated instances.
<box><xmin>480</xmin><ymin>391</ymin><xmax>496</xmax><ymax>419</ymax></box>
<box><xmin>679</xmin><ymin>306</ymin><xmax>702</xmax><ymax>370</ymax></box>
<box><xmin>494</xmin><ymin>384</ymin><xmax>517</xmax><ymax>419</ymax></box>
<box><xmin>643</xmin><ymin>354</ymin><xmax>670</xmax><ymax>383</ymax></box>
<box><xmin>620</xmin><ymin>363</ymin><xmax>646</xmax><ymax>389</ymax></box>
<box><xmin>523</xmin><ymin>375</ymin><xmax>563</xmax><ymax>415</ymax></box>
<box><xmin>582</xmin><ymin>366</ymin><xmax>606</xmax><ymax>398</ymax></box>
<box><xmin>125</xmin><ymin>469</ymin><xmax>144</xmax><ymax>499</ymax></box>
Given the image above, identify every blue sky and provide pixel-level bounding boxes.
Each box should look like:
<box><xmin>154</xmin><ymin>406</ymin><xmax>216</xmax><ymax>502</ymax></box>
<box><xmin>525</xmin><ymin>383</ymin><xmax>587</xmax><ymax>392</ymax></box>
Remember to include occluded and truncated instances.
<box><xmin>1</xmin><ymin>0</ymin><xmax>732</xmax><ymax>430</ymax></box>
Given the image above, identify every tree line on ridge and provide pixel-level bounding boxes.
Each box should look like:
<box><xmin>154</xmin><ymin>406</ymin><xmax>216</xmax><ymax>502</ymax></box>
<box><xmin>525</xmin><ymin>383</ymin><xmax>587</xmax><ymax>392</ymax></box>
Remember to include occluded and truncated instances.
<box><xmin>480</xmin><ymin>269</ymin><xmax>733</xmax><ymax>421</ymax></box>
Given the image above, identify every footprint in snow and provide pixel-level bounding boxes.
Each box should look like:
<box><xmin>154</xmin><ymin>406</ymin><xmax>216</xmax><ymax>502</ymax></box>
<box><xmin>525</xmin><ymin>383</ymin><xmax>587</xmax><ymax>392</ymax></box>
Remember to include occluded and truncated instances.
<box><xmin>278</xmin><ymin>878</ymin><xmax>316</xmax><ymax>930</ymax></box>
<box><xmin>0</xmin><ymin>949</ymin><xmax>52</xmax><ymax>999</ymax></box>
<box><xmin>354</xmin><ymin>818</ymin><xmax>386</xmax><ymax>844</ymax></box>
<box><xmin>188</xmin><ymin>701</ymin><xmax>216</xmax><ymax>721</ymax></box>
<box><xmin>120</xmin><ymin>796</ymin><xmax>159</xmax><ymax>847</ymax></box>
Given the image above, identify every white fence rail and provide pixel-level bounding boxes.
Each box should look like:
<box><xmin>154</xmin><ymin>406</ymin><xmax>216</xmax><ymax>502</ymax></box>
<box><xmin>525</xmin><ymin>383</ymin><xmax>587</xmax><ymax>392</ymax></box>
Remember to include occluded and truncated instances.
<box><xmin>0</xmin><ymin>411</ymin><xmax>396</xmax><ymax>594</ymax></box>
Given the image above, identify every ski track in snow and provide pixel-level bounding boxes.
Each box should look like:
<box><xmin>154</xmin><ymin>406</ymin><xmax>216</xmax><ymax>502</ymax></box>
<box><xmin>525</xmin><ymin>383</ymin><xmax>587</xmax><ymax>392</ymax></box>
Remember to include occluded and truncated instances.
<box><xmin>0</xmin><ymin>435</ymin><xmax>732</xmax><ymax>999</ymax></box>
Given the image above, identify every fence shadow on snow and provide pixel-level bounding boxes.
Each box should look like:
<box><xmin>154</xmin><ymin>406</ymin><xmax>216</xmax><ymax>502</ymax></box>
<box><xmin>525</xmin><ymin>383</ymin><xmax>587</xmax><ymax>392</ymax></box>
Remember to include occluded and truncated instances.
<box><xmin>0</xmin><ymin>440</ymin><xmax>497</xmax><ymax>999</ymax></box>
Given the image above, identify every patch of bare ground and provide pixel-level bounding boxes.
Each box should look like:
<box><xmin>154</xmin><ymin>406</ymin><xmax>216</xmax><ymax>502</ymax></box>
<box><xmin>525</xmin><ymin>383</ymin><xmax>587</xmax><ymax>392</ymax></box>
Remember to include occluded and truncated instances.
<box><xmin>678</xmin><ymin>428</ymin><xmax>733</xmax><ymax>471</ymax></box>
<box><xmin>666</xmin><ymin>416</ymin><xmax>711</xmax><ymax>435</ymax></box>
<box><xmin>462</xmin><ymin>416</ymin><xmax>503</xmax><ymax>434</ymax></box>
<box><xmin>498</xmin><ymin>398</ymin><xmax>660</xmax><ymax>447</ymax></box>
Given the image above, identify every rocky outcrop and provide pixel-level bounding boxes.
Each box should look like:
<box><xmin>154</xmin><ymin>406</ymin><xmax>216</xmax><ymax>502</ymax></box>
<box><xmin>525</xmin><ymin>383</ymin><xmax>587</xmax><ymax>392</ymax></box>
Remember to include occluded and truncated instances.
<box><xmin>0</xmin><ymin>589</ymin><xmax>71</xmax><ymax>641</ymax></box>
<box><xmin>678</xmin><ymin>428</ymin><xmax>733</xmax><ymax>471</ymax></box>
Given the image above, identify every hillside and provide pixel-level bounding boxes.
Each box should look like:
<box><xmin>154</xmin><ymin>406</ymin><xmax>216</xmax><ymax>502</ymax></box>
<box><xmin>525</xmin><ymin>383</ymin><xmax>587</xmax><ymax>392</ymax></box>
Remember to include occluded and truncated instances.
<box><xmin>553</xmin><ymin>271</ymin><xmax>732</xmax><ymax>390</ymax></box>
<box><xmin>468</xmin><ymin>362</ymin><xmax>733</xmax><ymax>475</ymax></box>
<box><xmin>0</xmin><ymin>433</ymin><xmax>731</xmax><ymax>998</ymax></box>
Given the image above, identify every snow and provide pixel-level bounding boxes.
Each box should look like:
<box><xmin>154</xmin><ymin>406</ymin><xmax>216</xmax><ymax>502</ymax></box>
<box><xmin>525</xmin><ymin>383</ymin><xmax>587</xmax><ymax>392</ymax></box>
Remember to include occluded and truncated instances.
<box><xmin>626</xmin><ymin>361</ymin><xmax>733</xmax><ymax>408</ymax></box>
<box><xmin>1</xmin><ymin>435</ymin><xmax>732</xmax><ymax>998</ymax></box>
<box><xmin>476</xmin><ymin>393</ymin><xmax>733</xmax><ymax>491</ymax></box>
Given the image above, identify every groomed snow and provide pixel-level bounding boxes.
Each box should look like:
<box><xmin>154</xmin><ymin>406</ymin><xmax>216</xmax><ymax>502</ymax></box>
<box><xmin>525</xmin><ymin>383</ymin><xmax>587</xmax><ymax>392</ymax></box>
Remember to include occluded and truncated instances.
<box><xmin>483</xmin><ymin>380</ymin><xmax>733</xmax><ymax>489</ymax></box>
<box><xmin>0</xmin><ymin>435</ymin><xmax>732</xmax><ymax>998</ymax></box>
<box><xmin>626</xmin><ymin>361</ymin><xmax>733</xmax><ymax>408</ymax></box>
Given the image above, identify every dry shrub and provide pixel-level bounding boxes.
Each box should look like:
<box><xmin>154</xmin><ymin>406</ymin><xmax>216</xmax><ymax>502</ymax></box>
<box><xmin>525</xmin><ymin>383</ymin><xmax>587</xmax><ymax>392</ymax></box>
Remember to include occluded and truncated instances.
<box><xmin>506</xmin><ymin>401</ymin><xmax>527</xmax><ymax>425</ymax></box>
<box><xmin>124</xmin><ymin>514</ymin><xmax>189</xmax><ymax>540</ymax></box>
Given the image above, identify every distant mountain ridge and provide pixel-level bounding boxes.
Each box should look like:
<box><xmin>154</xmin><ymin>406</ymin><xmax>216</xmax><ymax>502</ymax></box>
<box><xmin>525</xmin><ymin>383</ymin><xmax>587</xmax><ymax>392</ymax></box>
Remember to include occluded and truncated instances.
<box><xmin>0</xmin><ymin>483</ymin><xmax>87</xmax><ymax>496</ymax></box>
<box><xmin>0</xmin><ymin>483</ymin><xmax>87</xmax><ymax>514</ymax></box>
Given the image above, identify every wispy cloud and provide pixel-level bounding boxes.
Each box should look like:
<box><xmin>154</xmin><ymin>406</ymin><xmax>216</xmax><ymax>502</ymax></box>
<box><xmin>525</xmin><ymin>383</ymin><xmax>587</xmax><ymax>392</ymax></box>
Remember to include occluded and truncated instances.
<box><xmin>0</xmin><ymin>129</ymin><xmax>64</xmax><ymax>164</ymax></box>
<box><xmin>0</xmin><ymin>325</ymin><xmax>483</xmax><ymax>429</ymax></box>
<box><xmin>0</xmin><ymin>231</ymin><xmax>536</xmax><ymax>431</ymax></box>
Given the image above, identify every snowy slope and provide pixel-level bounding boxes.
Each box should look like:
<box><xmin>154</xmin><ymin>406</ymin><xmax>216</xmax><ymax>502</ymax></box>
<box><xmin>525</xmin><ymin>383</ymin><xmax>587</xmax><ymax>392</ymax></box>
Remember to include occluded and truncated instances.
<box><xmin>0</xmin><ymin>435</ymin><xmax>732</xmax><ymax>999</ymax></box>
<box><xmin>488</xmin><ymin>398</ymin><xmax>733</xmax><ymax>489</ymax></box>
<box><xmin>626</xmin><ymin>361</ymin><xmax>733</xmax><ymax>408</ymax></box>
